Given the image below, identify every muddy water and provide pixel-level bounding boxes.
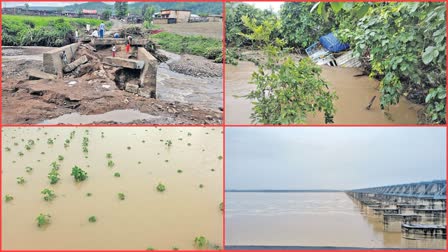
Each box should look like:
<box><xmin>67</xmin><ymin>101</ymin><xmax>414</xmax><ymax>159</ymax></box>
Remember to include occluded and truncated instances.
<box><xmin>40</xmin><ymin>109</ymin><xmax>161</xmax><ymax>124</ymax></box>
<box><xmin>157</xmin><ymin>50</ymin><xmax>222</xmax><ymax>110</ymax></box>
<box><xmin>226</xmin><ymin>192</ymin><xmax>445</xmax><ymax>249</ymax></box>
<box><xmin>225</xmin><ymin>61</ymin><xmax>421</xmax><ymax>124</ymax></box>
<box><xmin>225</xmin><ymin>62</ymin><xmax>257</xmax><ymax>124</ymax></box>
<box><xmin>2</xmin><ymin>127</ymin><xmax>223</xmax><ymax>250</ymax></box>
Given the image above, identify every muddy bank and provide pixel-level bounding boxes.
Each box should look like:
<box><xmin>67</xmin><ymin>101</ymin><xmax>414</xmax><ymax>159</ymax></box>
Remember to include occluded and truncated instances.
<box><xmin>2</xmin><ymin>127</ymin><xmax>223</xmax><ymax>250</ymax></box>
<box><xmin>2</xmin><ymin>46</ymin><xmax>222</xmax><ymax>125</ymax></box>
<box><xmin>225</xmin><ymin>59</ymin><xmax>422</xmax><ymax>125</ymax></box>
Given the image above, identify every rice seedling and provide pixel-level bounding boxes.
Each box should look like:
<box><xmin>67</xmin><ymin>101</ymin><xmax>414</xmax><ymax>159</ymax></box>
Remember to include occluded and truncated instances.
<box><xmin>106</xmin><ymin>153</ymin><xmax>112</xmax><ymax>159</ymax></box>
<box><xmin>50</xmin><ymin>161</ymin><xmax>60</xmax><ymax>170</ymax></box>
<box><xmin>108</xmin><ymin>160</ymin><xmax>115</xmax><ymax>168</ymax></box>
<box><xmin>88</xmin><ymin>216</ymin><xmax>97</xmax><ymax>223</ymax></box>
<box><xmin>47</xmin><ymin>139</ymin><xmax>54</xmax><ymax>145</ymax></box>
<box><xmin>114</xmin><ymin>172</ymin><xmax>120</xmax><ymax>177</ymax></box>
<box><xmin>118</xmin><ymin>192</ymin><xmax>125</xmax><ymax>200</ymax></box>
<box><xmin>58</xmin><ymin>155</ymin><xmax>64</xmax><ymax>161</ymax></box>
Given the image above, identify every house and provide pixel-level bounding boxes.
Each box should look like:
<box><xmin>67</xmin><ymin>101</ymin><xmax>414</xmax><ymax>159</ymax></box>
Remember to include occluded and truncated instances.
<box><xmin>82</xmin><ymin>9</ymin><xmax>98</xmax><ymax>19</ymax></box>
<box><xmin>207</xmin><ymin>14</ymin><xmax>222</xmax><ymax>22</ymax></box>
<box><xmin>153</xmin><ymin>9</ymin><xmax>191</xmax><ymax>24</ymax></box>
<box><xmin>62</xmin><ymin>10</ymin><xmax>78</xmax><ymax>17</ymax></box>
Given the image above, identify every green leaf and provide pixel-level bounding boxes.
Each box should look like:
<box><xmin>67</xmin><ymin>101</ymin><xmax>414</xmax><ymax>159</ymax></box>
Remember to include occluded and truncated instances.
<box><xmin>330</xmin><ymin>2</ymin><xmax>344</xmax><ymax>13</ymax></box>
<box><xmin>422</xmin><ymin>46</ymin><xmax>436</xmax><ymax>64</ymax></box>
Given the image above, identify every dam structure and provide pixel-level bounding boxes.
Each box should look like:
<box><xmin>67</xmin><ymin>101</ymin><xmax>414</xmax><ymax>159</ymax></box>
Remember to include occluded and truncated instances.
<box><xmin>347</xmin><ymin>180</ymin><xmax>446</xmax><ymax>240</ymax></box>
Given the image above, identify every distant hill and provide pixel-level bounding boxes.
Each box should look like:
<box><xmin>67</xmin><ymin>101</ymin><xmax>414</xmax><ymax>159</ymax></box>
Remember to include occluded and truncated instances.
<box><xmin>9</xmin><ymin>2</ymin><xmax>223</xmax><ymax>15</ymax></box>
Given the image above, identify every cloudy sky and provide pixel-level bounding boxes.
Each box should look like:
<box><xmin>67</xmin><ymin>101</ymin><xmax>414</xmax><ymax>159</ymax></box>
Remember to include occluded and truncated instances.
<box><xmin>226</xmin><ymin>127</ymin><xmax>446</xmax><ymax>190</ymax></box>
<box><xmin>244</xmin><ymin>1</ymin><xmax>284</xmax><ymax>12</ymax></box>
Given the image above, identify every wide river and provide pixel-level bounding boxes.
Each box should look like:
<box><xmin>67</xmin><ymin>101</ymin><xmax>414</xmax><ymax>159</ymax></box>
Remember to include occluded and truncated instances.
<box><xmin>226</xmin><ymin>192</ymin><xmax>445</xmax><ymax>249</ymax></box>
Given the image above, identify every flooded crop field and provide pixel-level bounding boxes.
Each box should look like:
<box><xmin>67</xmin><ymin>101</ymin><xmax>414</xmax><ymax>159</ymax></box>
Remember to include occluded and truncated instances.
<box><xmin>2</xmin><ymin>127</ymin><xmax>223</xmax><ymax>250</ymax></box>
<box><xmin>226</xmin><ymin>192</ymin><xmax>445</xmax><ymax>249</ymax></box>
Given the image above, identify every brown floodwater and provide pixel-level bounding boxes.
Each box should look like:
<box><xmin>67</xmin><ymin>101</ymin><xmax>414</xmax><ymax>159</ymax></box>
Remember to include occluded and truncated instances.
<box><xmin>225</xmin><ymin>61</ymin><xmax>422</xmax><ymax>125</ymax></box>
<box><xmin>2</xmin><ymin>127</ymin><xmax>223</xmax><ymax>250</ymax></box>
<box><xmin>226</xmin><ymin>192</ymin><xmax>445</xmax><ymax>249</ymax></box>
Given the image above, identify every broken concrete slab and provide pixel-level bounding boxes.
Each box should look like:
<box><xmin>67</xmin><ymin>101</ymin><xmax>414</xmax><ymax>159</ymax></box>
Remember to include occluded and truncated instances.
<box><xmin>74</xmin><ymin>63</ymin><xmax>94</xmax><ymax>77</ymax></box>
<box><xmin>137</xmin><ymin>47</ymin><xmax>157</xmax><ymax>93</ymax></box>
<box><xmin>63</xmin><ymin>55</ymin><xmax>88</xmax><ymax>73</ymax></box>
<box><xmin>103</xmin><ymin>57</ymin><xmax>145</xmax><ymax>69</ymax></box>
<box><xmin>138</xmin><ymin>88</ymin><xmax>152</xmax><ymax>98</ymax></box>
<box><xmin>43</xmin><ymin>42</ymin><xmax>79</xmax><ymax>75</ymax></box>
<box><xmin>125</xmin><ymin>83</ymin><xmax>139</xmax><ymax>94</ymax></box>
<box><xmin>28</xmin><ymin>69</ymin><xmax>57</xmax><ymax>80</ymax></box>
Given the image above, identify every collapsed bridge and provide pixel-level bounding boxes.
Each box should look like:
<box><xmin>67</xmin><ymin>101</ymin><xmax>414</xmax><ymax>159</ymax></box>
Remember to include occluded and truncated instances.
<box><xmin>347</xmin><ymin>180</ymin><xmax>446</xmax><ymax>240</ymax></box>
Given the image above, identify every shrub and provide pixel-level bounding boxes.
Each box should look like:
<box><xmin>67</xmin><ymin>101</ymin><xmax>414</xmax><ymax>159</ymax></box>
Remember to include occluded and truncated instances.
<box><xmin>88</xmin><ymin>216</ymin><xmax>97</xmax><ymax>223</ymax></box>
<box><xmin>41</xmin><ymin>188</ymin><xmax>56</xmax><ymax>201</ymax></box>
<box><xmin>48</xmin><ymin>169</ymin><xmax>60</xmax><ymax>184</ymax></box>
<box><xmin>114</xmin><ymin>172</ymin><xmax>120</xmax><ymax>177</ymax></box>
<box><xmin>16</xmin><ymin>177</ymin><xmax>25</xmax><ymax>184</ymax></box>
<box><xmin>118</xmin><ymin>193</ymin><xmax>125</xmax><ymax>200</ymax></box>
<box><xmin>71</xmin><ymin>166</ymin><xmax>88</xmax><ymax>182</ymax></box>
<box><xmin>194</xmin><ymin>236</ymin><xmax>209</xmax><ymax>249</ymax></box>
<box><xmin>5</xmin><ymin>194</ymin><xmax>14</xmax><ymax>202</ymax></box>
<box><xmin>36</xmin><ymin>213</ymin><xmax>51</xmax><ymax>227</ymax></box>
<box><xmin>156</xmin><ymin>183</ymin><xmax>166</xmax><ymax>192</ymax></box>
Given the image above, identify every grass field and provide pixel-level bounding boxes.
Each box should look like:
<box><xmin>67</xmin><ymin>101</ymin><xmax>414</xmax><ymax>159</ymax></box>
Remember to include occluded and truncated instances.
<box><xmin>2</xmin><ymin>15</ymin><xmax>111</xmax><ymax>46</ymax></box>
<box><xmin>151</xmin><ymin>32</ymin><xmax>222</xmax><ymax>61</ymax></box>
<box><xmin>2</xmin><ymin>15</ymin><xmax>104</xmax><ymax>27</ymax></box>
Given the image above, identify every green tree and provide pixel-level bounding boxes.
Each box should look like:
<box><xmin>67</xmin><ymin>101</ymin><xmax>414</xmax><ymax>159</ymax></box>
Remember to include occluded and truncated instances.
<box><xmin>24</xmin><ymin>3</ymin><xmax>29</xmax><ymax>13</ymax></box>
<box><xmin>242</xmin><ymin>16</ymin><xmax>337</xmax><ymax>124</ymax></box>
<box><xmin>114</xmin><ymin>2</ymin><xmax>128</xmax><ymax>19</ymax></box>
<box><xmin>101</xmin><ymin>9</ymin><xmax>112</xmax><ymax>21</ymax></box>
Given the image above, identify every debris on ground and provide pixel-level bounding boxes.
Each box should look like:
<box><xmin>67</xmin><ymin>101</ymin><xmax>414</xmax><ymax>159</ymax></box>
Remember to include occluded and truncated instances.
<box><xmin>168</xmin><ymin>54</ymin><xmax>222</xmax><ymax>78</ymax></box>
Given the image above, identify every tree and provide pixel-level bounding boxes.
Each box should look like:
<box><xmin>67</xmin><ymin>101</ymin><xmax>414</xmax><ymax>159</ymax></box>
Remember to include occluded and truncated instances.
<box><xmin>24</xmin><ymin>3</ymin><xmax>29</xmax><ymax>12</ymax></box>
<box><xmin>101</xmin><ymin>9</ymin><xmax>112</xmax><ymax>20</ymax></box>
<box><xmin>144</xmin><ymin>6</ymin><xmax>155</xmax><ymax>23</ymax></box>
<box><xmin>242</xmin><ymin>16</ymin><xmax>337</xmax><ymax>124</ymax></box>
<box><xmin>142</xmin><ymin>4</ymin><xmax>149</xmax><ymax>16</ymax></box>
<box><xmin>114</xmin><ymin>2</ymin><xmax>128</xmax><ymax>19</ymax></box>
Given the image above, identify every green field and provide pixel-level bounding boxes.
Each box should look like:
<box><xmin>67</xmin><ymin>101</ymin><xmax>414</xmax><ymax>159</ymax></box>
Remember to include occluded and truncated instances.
<box><xmin>2</xmin><ymin>15</ymin><xmax>110</xmax><ymax>47</ymax></box>
<box><xmin>151</xmin><ymin>32</ymin><xmax>222</xmax><ymax>62</ymax></box>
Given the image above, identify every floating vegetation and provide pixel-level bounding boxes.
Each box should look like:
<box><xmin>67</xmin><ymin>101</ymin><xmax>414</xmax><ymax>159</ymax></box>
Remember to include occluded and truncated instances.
<box><xmin>25</xmin><ymin>166</ymin><xmax>33</xmax><ymax>173</ymax></box>
<box><xmin>156</xmin><ymin>183</ymin><xmax>166</xmax><ymax>192</ymax></box>
<box><xmin>114</xmin><ymin>172</ymin><xmax>121</xmax><ymax>177</ymax></box>
<box><xmin>106</xmin><ymin>153</ymin><xmax>112</xmax><ymax>159</ymax></box>
<box><xmin>86</xmin><ymin>193</ymin><xmax>92</xmax><ymax>197</ymax></box>
<box><xmin>88</xmin><ymin>216</ymin><xmax>97</xmax><ymax>223</ymax></box>
<box><xmin>47</xmin><ymin>139</ymin><xmax>54</xmax><ymax>145</ymax></box>
<box><xmin>108</xmin><ymin>160</ymin><xmax>115</xmax><ymax>168</ymax></box>
<box><xmin>16</xmin><ymin>177</ymin><xmax>25</xmax><ymax>184</ymax></box>
<box><xmin>177</xmin><ymin>169</ymin><xmax>183</xmax><ymax>174</ymax></box>
<box><xmin>146</xmin><ymin>247</ymin><xmax>154</xmax><ymax>251</ymax></box>
<box><xmin>58</xmin><ymin>155</ymin><xmax>64</xmax><ymax>161</ymax></box>
<box><xmin>199</xmin><ymin>184</ymin><xmax>204</xmax><ymax>189</ymax></box>
<box><xmin>36</xmin><ymin>213</ymin><xmax>51</xmax><ymax>228</ymax></box>
<box><xmin>41</xmin><ymin>189</ymin><xmax>56</xmax><ymax>201</ymax></box>
<box><xmin>71</xmin><ymin>166</ymin><xmax>88</xmax><ymax>182</ymax></box>
<box><xmin>218</xmin><ymin>155</ymin><xmax>223</xmax><ymax>160</ymax></box>
<box><xmin>118</xmin><ymin>193</ymin><xmax>126</xmax><ymax>200</ymax></box>
<box><xmin>219</xmin><ymin>202</ymin><xmax>223</xmax><ymax>212</ymax></box>
<box><xmin>5</xmin><ymin>147</ymin><xmax>11</xmax><ymax>151</ymax></box>
<box><xmin>25</xmin><ymin>145</ymin><xmax>31</xmax><ymax>150</ymax></box>
<box><xmin>127</xmin><ymin>146</ymin><xmax>131</xmax><ymax>150</ymax></box>
<box><xmin>18</xmin><ymin>151</ymin><xmax>24</xmax><ymax>156</ymax></box>
<box><xmin>5</xmin><ymin>194</ymin><xmax>14</xmax><ymax>202</ymax></box>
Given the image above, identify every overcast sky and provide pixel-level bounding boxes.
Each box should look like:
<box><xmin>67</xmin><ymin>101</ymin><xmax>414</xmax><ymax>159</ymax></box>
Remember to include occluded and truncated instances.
<box><xmin>226</xmin><ymin>127</ymin><xmax>446</xmax><ymax>190</ymax></box>
<box><xmin>244</xmin><ymin>1</ymin><xmax>284</xmax><ymax>12</ymax></box>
